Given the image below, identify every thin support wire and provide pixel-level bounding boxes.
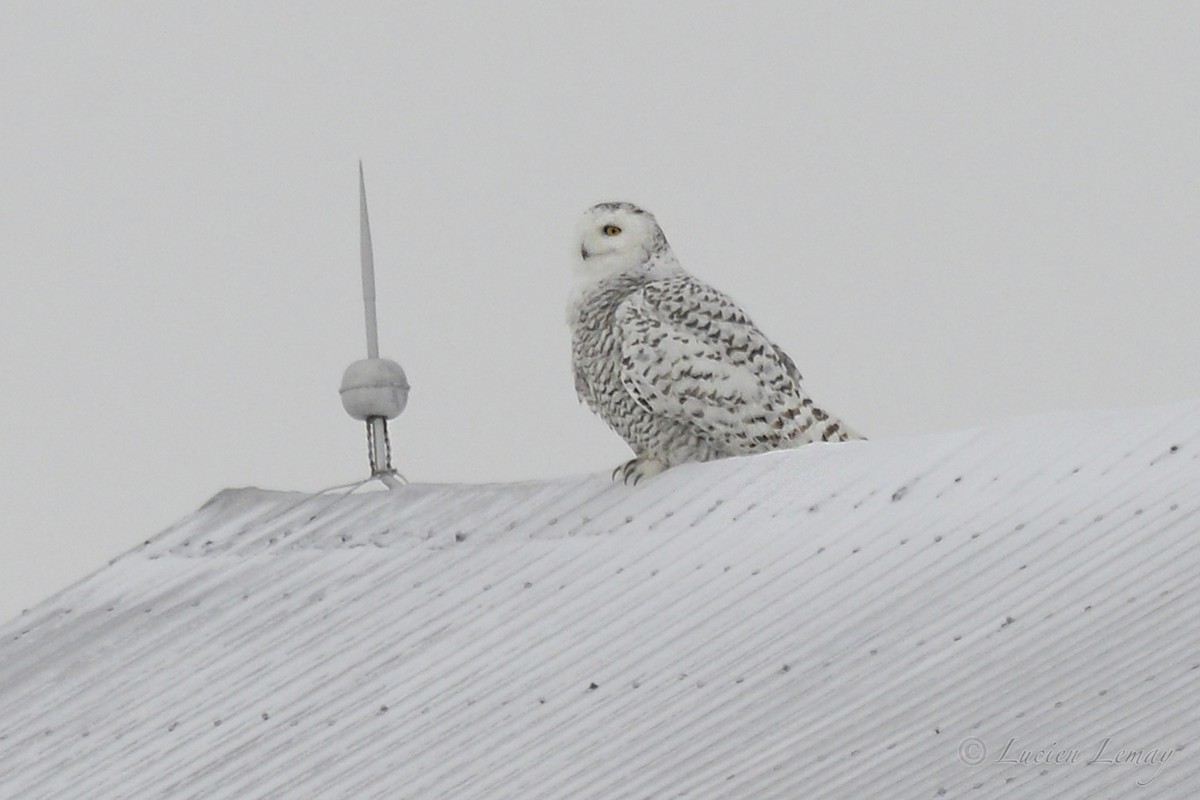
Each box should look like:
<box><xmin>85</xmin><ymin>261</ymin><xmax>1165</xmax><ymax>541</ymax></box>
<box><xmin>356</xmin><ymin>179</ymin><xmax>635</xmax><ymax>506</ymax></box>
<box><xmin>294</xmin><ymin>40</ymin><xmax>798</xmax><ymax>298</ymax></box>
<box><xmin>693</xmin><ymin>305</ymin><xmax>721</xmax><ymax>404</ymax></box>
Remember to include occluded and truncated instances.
<box><xmin>366</xmin><ymin>418</ymin><xmax>406</xmax><ymax>487</ymax></box>
<box><xmin>221</xmin><ymin>475</ymin><xmax>376</xmax><ymax>551</ymax></box>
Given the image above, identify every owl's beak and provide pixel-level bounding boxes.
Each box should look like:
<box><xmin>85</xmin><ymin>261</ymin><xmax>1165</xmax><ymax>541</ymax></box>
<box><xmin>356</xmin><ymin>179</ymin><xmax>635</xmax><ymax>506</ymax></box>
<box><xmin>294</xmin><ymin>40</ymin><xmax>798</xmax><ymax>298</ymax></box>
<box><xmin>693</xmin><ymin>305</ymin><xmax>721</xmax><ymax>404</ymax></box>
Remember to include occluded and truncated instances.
<box><xmin>580</xmin><ymin>245</ymin><xmax>591</xmax><ymax>261</ymax></box>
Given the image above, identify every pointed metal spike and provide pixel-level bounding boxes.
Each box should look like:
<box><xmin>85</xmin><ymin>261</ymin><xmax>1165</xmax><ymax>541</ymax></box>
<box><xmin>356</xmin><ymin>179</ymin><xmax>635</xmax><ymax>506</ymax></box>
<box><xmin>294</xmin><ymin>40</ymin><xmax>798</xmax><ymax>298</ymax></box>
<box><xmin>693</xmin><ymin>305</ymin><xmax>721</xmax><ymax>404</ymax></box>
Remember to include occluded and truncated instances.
<box><xmin>355</xmin><ymin>163</ymin><xmax>397</xmax><ymax>486</ymax></box>
<box><xmin>359</xmin><ymin>161</ymin><xmax>380</xmax><ymax>360</ymax></box>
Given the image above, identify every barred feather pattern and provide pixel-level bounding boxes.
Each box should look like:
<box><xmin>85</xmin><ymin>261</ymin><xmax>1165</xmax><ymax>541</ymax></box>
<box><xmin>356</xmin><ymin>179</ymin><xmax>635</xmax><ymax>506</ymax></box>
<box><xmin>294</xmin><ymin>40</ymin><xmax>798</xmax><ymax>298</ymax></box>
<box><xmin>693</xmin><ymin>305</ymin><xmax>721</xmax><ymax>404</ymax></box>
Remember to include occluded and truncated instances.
<box><xmin>570</xmin><ymin>270</ymin><xmax>860</xmax><ymax>470</ymax></box>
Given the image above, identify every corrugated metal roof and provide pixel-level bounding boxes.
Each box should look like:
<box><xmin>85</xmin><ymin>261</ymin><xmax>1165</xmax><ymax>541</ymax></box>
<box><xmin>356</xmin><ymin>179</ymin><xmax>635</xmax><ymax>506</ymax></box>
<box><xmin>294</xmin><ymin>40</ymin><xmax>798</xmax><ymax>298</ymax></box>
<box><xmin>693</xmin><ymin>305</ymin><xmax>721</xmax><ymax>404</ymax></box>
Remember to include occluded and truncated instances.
<box><xmin>2</xmin><ymin>401</ymin><xmax>1199</xmax><ymax>799</ymax></box>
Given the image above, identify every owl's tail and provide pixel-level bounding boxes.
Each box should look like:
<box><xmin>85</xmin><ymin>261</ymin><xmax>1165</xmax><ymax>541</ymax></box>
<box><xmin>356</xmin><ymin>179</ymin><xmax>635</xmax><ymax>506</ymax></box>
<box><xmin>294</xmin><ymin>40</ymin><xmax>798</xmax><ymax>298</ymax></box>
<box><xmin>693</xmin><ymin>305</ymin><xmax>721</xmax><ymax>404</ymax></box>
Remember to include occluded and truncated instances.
<box><xmin>793</xmin><ymin>401</ymin><xmax>864</xmax><ymax>445</ymax></box>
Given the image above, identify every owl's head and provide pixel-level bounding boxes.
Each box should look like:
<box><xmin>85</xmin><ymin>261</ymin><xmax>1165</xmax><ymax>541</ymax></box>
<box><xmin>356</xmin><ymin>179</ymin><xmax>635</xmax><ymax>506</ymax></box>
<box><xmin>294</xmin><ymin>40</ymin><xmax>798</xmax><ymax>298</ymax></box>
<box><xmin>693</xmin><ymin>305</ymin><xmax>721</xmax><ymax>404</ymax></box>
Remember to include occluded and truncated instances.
<box><xmin>574</xmin><ymin>202</ymin><xmax>672</xmax><ymax>282</ymax></box>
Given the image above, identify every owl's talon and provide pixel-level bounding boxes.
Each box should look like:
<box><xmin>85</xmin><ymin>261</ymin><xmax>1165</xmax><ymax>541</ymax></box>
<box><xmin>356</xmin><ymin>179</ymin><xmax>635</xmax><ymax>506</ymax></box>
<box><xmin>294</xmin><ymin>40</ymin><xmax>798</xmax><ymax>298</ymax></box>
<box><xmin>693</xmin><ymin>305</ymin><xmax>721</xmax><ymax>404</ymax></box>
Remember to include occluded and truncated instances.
<box><xmin>613</xmin><ymin>456</ymin><xmax>667</xmax><ymax>485</ymax></box>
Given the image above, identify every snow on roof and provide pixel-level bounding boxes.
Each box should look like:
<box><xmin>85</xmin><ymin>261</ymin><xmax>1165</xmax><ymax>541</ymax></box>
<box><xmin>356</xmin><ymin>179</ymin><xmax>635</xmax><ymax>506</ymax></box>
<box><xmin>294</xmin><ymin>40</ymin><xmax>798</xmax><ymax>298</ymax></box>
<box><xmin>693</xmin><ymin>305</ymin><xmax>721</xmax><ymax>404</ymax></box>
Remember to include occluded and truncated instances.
<box><xmin>2</xmin><ymin>402</ymin><xmax>1199</xmax><ymax>798</ymax></box>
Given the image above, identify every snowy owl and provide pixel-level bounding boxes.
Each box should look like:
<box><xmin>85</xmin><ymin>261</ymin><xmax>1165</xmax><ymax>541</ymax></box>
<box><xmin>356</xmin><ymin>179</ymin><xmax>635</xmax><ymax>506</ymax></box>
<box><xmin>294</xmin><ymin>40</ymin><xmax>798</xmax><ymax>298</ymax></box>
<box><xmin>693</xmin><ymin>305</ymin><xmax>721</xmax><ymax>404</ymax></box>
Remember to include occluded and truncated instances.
<box><xmin>568</xmin><ymin>201</ymin><xmax>861</xmax><ymax>483</ymax></box>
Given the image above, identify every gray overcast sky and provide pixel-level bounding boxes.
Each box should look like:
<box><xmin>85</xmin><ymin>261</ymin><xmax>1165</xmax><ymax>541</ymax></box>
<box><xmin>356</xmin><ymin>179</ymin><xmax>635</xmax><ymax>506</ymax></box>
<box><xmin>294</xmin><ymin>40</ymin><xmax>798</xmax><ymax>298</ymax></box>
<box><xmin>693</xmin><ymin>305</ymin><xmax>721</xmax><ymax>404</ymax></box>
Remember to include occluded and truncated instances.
<box><xmin>2</xmin><ymin>2</ymin><xmax>1198</xmax><ymax>623</ymax></box>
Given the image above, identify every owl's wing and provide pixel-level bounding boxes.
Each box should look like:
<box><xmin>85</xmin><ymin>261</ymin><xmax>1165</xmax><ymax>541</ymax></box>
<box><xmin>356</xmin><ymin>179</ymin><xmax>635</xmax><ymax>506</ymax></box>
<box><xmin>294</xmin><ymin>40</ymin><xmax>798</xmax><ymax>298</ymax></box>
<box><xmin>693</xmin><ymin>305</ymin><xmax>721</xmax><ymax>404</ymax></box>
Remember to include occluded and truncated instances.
<box><xmin>615</xmin><ymin>276</ymin><xmax>832</xmax><ymax>450</ymax></box>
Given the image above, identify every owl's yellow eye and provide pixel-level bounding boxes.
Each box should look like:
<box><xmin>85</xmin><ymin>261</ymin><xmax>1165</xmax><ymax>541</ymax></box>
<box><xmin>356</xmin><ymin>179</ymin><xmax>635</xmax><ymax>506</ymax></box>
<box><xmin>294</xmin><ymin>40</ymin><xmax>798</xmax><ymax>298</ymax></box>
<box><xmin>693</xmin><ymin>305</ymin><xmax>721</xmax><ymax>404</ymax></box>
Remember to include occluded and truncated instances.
<box><xmin>602</xmin><ymin>224</ymin><xmax>622</xmax><ymax>236</ymax></box>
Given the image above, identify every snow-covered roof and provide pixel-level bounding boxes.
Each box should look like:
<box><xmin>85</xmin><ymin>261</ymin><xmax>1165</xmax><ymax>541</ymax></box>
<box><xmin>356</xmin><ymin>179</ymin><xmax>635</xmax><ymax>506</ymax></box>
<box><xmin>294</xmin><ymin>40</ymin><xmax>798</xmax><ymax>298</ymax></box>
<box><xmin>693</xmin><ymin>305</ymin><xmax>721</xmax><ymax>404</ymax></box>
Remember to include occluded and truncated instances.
<box><xmin>2</xmin><ymin>402</ymin><xmax>1199</xmax><ymax>798</ymax></box>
